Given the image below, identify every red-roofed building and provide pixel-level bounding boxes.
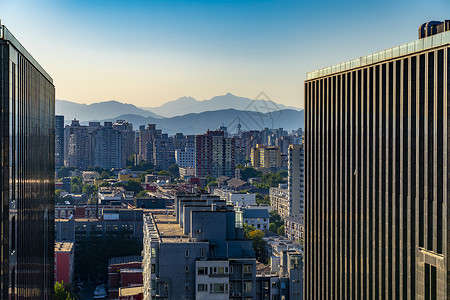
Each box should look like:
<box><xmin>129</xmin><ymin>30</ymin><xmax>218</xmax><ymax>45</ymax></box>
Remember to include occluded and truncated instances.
<box><xmin>108</xmin><ymin>257</ymin><xmax>143</xmax><ymax>300</ymax></box>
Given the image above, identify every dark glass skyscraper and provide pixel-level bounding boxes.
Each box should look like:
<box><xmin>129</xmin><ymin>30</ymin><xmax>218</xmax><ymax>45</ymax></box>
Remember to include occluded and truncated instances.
<box><xmin>305</xmin><ymin>22</ymin><xmax>450</xmax><ymax>299</ymax></box>
<box><xmin>55</xmin><ymin>115</ymin><xmax>64</xmax><ymax>170</ymax></box>
<box><xmin>0</xmin><ymin>24</ymin><xmax>55</xmax><ymax>299</ymax></box>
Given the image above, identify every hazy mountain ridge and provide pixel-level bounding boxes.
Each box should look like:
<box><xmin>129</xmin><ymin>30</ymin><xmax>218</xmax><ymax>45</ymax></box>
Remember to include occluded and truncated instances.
<box><xmin>139</xmin><ymin>93</ymin><xmax>301</xmax><ymax>117</ymax></box>
<box><xmin>84</xmin><ymin>108</ymin><xmax>304</xmax><ymax>135</ymax></box>
<box><xmin>56</xmin><ymin>99</ymin><xmax>163</xmax><ymax>122</ymax></box>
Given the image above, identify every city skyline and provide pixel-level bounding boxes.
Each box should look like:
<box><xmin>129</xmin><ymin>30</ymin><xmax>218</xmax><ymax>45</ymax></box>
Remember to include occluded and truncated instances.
<box><xmin>1</xmin><ymin>0</ymin><xmax>449</xmax><ymax>109</ymax></box>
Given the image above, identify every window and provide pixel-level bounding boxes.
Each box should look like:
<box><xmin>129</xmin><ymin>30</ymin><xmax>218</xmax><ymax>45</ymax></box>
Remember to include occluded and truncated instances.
<box><xmin>243</xmin><ymin>265</ymin><xmax>252</xmax><ymax>274</ymax></box>
<box><xmin>210</xmin><ymin>283</ymin><xmax>228</xmax><ymax>293</ymax></box>
<box><xmin>198</xmin><ymin>267</ymin><xmax>207</xmax><ymax>275</ymax></box>
<box><xmin>200</xmin><ymin>248</ymin><xmax>205</xmax><ymax>257</ymax></box>
<box><xmin>185</xmin><ymin>282</ymin><xmax>189</xmax><ymax>291</ymax></box>
<box><xmin>185</xmin><ymin>265</ymin><xmax>189</xmax><ymax>274</ymax></box>
<box><xmin>197</xmin><ymin>284</ymin><xmax>207</xmax><ymax>292</ymax></box>
<box><xmin>151</xmin><ymin>248</ymin><xmax>156</xmax><ymax>258</ymax></box>
<box><xmin>281</xmin><ymin>282</ymin><xmax>286</xmax><ymax>289</ymax></box>
<box><xmin>185</xmin><ymin>249</ymin><xmax>189</xmax><ymax>257</ymax></box>
<box><xmin>243</xmin><ymin>281</ymin><xmax>252</xmax><ymax>293</ymax></box>
<box><xmin>151</xmin><ymin>264</ymin><xmax>156</xmax><ymax>273</ymax></box>
<box><xmin>218</xmin><ymin>267</ymin><xmax>225</xmax><ymax>275</ymax></box>
<box><xmin>230</xmin><ymin>266</ymin><xmax>233</xmax><ymax>274</ymax></box>
<box><xmin>164</xmin><ymin>282</ymin><xmax>168</xmax><ymax>290</ymax></box>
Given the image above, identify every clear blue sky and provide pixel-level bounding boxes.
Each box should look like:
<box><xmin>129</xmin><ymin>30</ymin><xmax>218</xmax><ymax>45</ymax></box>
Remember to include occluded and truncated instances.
<box><xmin>1</xmin><ymin>0</ymin><xmax>449</xmax><ymax>108</ymax></box>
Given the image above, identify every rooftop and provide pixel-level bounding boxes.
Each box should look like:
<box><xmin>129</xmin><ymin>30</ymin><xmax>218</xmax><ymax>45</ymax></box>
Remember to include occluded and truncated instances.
<box><xmin>243</xmin><ymin>209</ymin><xmax>270</xmax><ymax>219</ymax></box>
<box><xmin>55</xmin><ymin>241</ymin><xmax>73</xmax><ymax>252</ymax></box>
<box><xmin>152</xmin><ymin>212</ymin><xmax>190</xmax><ymax>243</ymax></box>
<box><xmin>118</xmin><ymin>286</ymin><xmax>143</xmax><ymax>297</ymax></box>
<box><xmin>306</xmin><ymin>29</ymin><xmax>450</xmax><ymax>80</ymax></box>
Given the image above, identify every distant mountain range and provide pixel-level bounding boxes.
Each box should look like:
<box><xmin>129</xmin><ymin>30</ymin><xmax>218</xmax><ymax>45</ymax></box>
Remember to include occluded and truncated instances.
<box><xmin>56</xmin><ymin>100</ymin><xmax>163</xmax><ymax>122</ymax></box>
<box><xmin>55</xmin><ymin>93</ymin><xmax>303</xmax><ymax>134</ymax></box>
<box><xmin>93</xmin><ymin>109</ymin><xmax>304</xmax><ymax>135</ymax></box>
<box><xmin>140</xmin><ymin>93</ymin><xmax>301</xmax><ymax>117</ymax></box>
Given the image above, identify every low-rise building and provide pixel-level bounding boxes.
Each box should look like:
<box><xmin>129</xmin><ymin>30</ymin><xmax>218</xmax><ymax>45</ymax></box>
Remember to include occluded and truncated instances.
<box><xmin>179</xmin><ymin>166</ymin><xmax>195</xmax><ymax>180</ymax></box>
<box><xmin>98</xmin><ymin>187</ymin><xmax>130</xmax><ymax>205</ymax></box>
<box><xmin>256</xmin><ymin>250</ymin><xmax>303</xmax><ymax>300</ymax></box>
<box><xmin>226</xmin><ymin>178</ymin><xmax>249</xmax><ymax>191</ymax></box>
<box><xmin>108</xmin><ymin>256</ymin><xmax>143</xmax><ymax>300</ymax></box>
<box><xmin>142</xmin><ymin>194</ymin><xmax>257</xmax><ymax>300</ymax></box>
<box><xmin>55</xmin><ymin>209</ymin><xmax>144</xmax><ymax>242</ymax></box>
<box><xmin>54</xmin><ymin>241</ymin><xmax>75</xmax><ymax>284</ymax></box>
<box><xmin>55</xmin><ymin>203</ymin><xmax>125</xmax><ymax>219</ymax></box>
<box><xmin>214</xmin><ymin>189</ymin><xmax>256</xmax><ymax>206</ymax></box>
<box><xmin>82</xmin><ymin>171</ymin><xmax>100</xmax><ymax>183</ymax></box>
<box><xmin>243</xmin><ymin>209</ymin><xmax>270</xmax><ymax>231</ymax></box>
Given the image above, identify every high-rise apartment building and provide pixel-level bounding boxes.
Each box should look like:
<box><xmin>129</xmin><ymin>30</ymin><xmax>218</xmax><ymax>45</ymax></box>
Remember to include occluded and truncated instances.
<box><xmin>251</xmin><ymin>144</ymin><xmax>282</xmax><ymax>171</ymax></box>
<box><xmin>288</xmin><ymin>144</ymin><xmax>304</xmax><ymax>218</ymax></box>
<box><xmin>94</xmin><ymin>122</ymin><xmax>122</xmax><ymax>169</ymax></box>
<box><xmin>152</xmin><ymin>133</ymin><xmax>175</xmax><ymax>170</ymax></box>
<box><xmin>138</xmin><ymin>124</ymin><xmax>161</xmax><ymax>163</ymax></box>
<box><xmin>113</xmin><ymin>120</ymin><xmax>136</xmax><ymax>166</ymax></box>
<box><xmin>175</xmin><ymin>147</ymin><xmax>195</xmax><ymax>168</ymax></box>
<box><xmin>305</xmin><ymin>21</ymin><xmax>450</xmax><ymax>299</ymax></box>
<box><xmin>55</xmin><ymin>115</ymin><xmax>65</xmax><ymax>170</ymax></box>
<box><xmin>64</xmin><ymin>119</ymin><xmax>95</xmax><ymax>169</ymax></box>
<box><xmin>0</xmin><ymin>24</ymin><xmax>55</xmax><ymax>299</ymax></box>
<box><xmin>195</xmin><ymin>130</ymin><xmax>236</xmax><ymax>178</ymax></box>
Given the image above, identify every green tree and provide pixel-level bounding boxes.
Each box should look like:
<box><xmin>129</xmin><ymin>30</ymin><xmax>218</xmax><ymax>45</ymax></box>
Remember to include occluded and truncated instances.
<box><xmin>136</xmin><ymin>190</ymin><xmax>149</xmax><ymax>198</ymax></box>
<box><xmin>206</xmin><ymin>181</ymin><xmax>218</xmax><ymax>188</ymax></box>
<box><xmin>239</xmin><ymin>166</ymin><xmax>262</xmax><ymax>181</ymax></box>
<box><xmin>131</xmin><ymin>160</ymin><xmax>154</xmax><ymax>171</ymax></box>
<box><xmin>168</xmin><ymin>164</ymin><xmax>180</xmax><ymax>179</ymax></box>
<box><xmin>98</xmin><ymin>181</ymin><xmax>111</xmax><ymax>187</ymax></box>
<box><xmin>248</xmin><ymin>229</ymin><xmax>267</xmax><ymax>263</ymax></box>
<box><xmin>126</xmin><ymin>154</ymin><xmax>136</xmax><ymax>167</ymax></box>
<box><xmin>269</xmin><ymin>223</ymin><xmax>277</xmax><ymax>233</ymax></box>
<box><xmin>71</xmin><ymin>184</ymin><xmax>81</xmax><ymax>194</ymax></box>
<box><xmin>205</xmin><ymin>175</ymin><xmax>216</xmax><ymax>184</ymax></box>
<box><xmin>269</xmin><ymin>210</ymin><xmax>283</xmax><ymax>228</ymax></box>
<box><xmin>243</xmin><ymin>223</ymin><xmax>256</xmax><ymax>238</ymax></box>
<box><xmin>57</xmin><ymin>166</ymin><xmax>75</xmax><ymax>179</ymax></box>
<box><xmin>260</xmin><ymin>172</ymin><xmax>285</xmax><ymax>188</ymax></box>
<box><xmin>277</xmin><ymin>170</ymin><xmax>288</xmax><ymax>178</ymax></box>
<box><xmin>277</xmin><ymin>225</ymin><xmax>285</xmax><ymax>236</ymax></box>
<box><xmin>256</xmin><ymin>193</ymin><xmax>270</xmax><ymax>205</ymax></box>
<box><xmin>54</xmin><ymin>281</ymin><xmax>77</xmax><ymax>300</ymax></box>
<box><xmin>55</xmin><ymin>189</ymin><xmax>63</xmax><ymax>203</ymax></box>
<box><xmin>71</xmin><ymin>176</ymin><xmax>82</xmax><ymax>193</ymax></box>
<box><xmin>99</xmin><ymin>171</ymin><xmax>112</xmax><ymax>180</ymax></box>
<box><xmin>82</xmin><ymin>184</ymin><xmax>96</xmax><ymax>198</ymax></box>
<box><xmin>123</xmin><ymin>180</ymin><xmax>143</xmax><ymax>194</ymax></box>
<box><xmin>158</xmin><ymin>170</ymin><xmax>170</xmax><ymax>176</ymax></box>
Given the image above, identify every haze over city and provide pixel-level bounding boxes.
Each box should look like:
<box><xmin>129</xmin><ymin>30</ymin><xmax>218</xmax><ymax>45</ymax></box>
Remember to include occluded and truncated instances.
<box><xmin>1</xmin><ymin>0</ymin><xmax>448</xmax><ymax>109</ymax></box>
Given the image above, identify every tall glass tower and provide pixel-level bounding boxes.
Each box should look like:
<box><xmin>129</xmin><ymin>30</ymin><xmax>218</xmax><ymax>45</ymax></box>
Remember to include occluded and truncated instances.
<box><xmin>305</xmin><ymin>21</ymin><xmax>450</xmax><ymax>299</ymax></box>
<box><xmin>0</xmin><ymin>24</ymin><xmax>55</xmax><ymax>299</ymax></box>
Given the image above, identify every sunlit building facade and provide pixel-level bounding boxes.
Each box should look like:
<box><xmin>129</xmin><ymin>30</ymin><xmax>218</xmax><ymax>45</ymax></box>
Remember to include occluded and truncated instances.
<box><xmin>305</xmin><ymin>21</ymin><xmax>450</xmax><ymax>299</ymax></box>
<box><xmin>0</xmin><ymin>24</ymin><xmax>55</xmax><ymax>299</ymax></box>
